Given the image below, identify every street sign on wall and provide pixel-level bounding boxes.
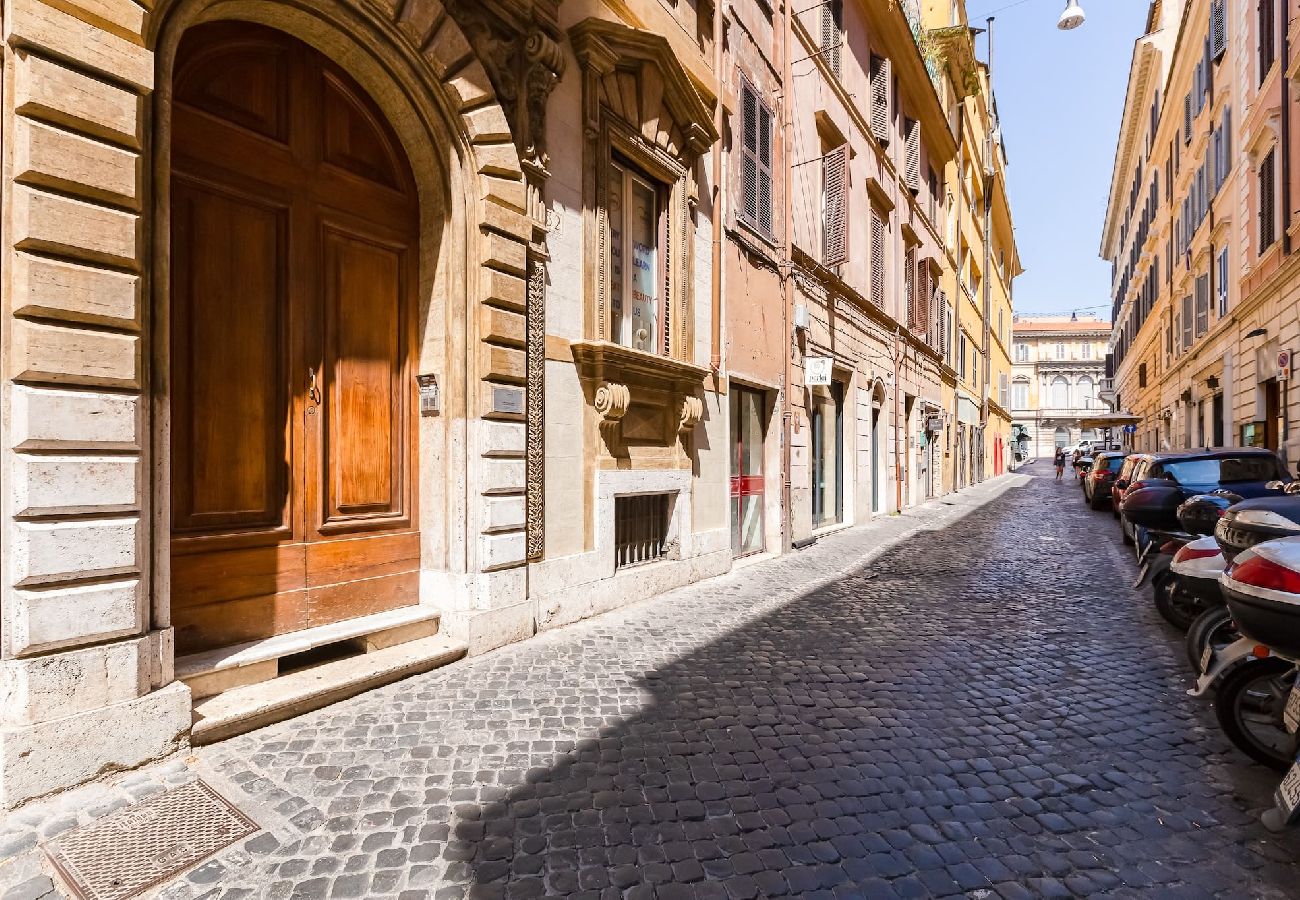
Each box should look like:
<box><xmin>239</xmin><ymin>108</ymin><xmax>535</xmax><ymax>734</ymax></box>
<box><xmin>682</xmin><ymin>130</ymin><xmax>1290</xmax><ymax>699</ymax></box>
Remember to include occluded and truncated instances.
<box><xmin>805</xmin><ymin>357</ymin><xmax>833</xmax><ymax>386</ymax></box>
<box><xmin>1280</xmin><ymin>350</ymin><xmax>1292</xmax><ymax>382</ymax></box>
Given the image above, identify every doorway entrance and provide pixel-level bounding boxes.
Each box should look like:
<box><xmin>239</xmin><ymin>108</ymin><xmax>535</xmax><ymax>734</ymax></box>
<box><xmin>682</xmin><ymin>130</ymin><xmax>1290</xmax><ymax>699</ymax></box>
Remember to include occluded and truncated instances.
<box><xmin>729</xmin><ymin>387</ymin><xmax>766</xmax><ymax>557</ymax></box>
<box><xmin>811</xmin><ymin>382</ymin><xmax>844</xmax><ymax>527</ymax></box>
<box><xmin>169</xmin><ymin>22</ymin><xmax>421</xmax><ymax>655</ymax></box>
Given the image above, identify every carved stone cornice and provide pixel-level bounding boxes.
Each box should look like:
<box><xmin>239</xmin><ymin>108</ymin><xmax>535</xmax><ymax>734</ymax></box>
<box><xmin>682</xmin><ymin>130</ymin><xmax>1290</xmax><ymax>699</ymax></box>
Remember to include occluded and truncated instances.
<box><xmin>568</xmin><ymin>17</ymin><xmax>719</xmax><ymax>151</ymax></box>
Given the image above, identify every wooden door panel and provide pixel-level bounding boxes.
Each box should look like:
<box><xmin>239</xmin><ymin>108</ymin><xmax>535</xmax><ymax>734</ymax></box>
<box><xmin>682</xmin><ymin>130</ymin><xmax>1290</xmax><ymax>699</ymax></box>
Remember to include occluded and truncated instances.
<box><xmin>171</xmin><ymin>178</ymin><xmax>290</xmax><ymax>533</ymax></box>
<box><xmin>173</xmin><ymin>590</ymin><xmax>310</xmax><ymax>654</ymax></box>
<box><xmin>319</xmin><ymin>226</ymin><xmax>408</xmax><ymax>527</ymax></box>
<box><xmin>305</xmin><ymin>532</ymin><xmax>419</xmax><ymax>587</ymax></box>
<box><xmin>307</xmin><ymin>572</ymin><xmax>419</xmax><ymax>628</ymax></box>
<box><xmin>173</xmin><ymin>32</ymin><xmax>292</xmax><ymax>144</ymax></box>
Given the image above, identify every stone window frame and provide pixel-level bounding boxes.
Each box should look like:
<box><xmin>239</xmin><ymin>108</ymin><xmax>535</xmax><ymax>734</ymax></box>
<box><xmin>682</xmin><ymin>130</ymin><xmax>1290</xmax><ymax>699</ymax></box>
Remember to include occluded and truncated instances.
<box><xmin>570</xmin><ymin>17</ymin><xmax>719</xmax><ymax>368</ymax></box>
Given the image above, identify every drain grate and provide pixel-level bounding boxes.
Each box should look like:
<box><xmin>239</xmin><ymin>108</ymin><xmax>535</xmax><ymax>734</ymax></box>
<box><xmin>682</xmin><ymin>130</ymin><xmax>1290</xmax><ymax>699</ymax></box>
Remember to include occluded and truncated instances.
<box><xmin>43</xmin><ymin>779</ymin><xmax>258</xmax><ymax>900</ymax></box>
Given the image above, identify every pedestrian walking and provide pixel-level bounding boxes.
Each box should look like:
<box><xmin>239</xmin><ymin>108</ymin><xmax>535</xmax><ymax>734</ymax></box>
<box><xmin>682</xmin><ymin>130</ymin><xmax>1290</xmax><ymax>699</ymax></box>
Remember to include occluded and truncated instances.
<box><xmin>1054</xmin><ymin>448</ymin><xmax>1066</xmax><ymax>481</ymax></box>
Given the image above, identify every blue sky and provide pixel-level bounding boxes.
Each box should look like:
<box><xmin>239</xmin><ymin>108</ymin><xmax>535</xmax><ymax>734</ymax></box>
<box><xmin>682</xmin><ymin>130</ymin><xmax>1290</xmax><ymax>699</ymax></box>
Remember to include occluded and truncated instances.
<box><xmin>967</xmin><ymin>0</ymin><xmax>1151</xmax><ymax>321</ymax></box>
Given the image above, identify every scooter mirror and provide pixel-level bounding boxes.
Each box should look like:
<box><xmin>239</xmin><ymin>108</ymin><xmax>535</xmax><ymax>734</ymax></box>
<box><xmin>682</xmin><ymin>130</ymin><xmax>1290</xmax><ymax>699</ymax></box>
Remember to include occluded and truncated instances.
<box><xmin>1287</xmin><ymin>482</ymin><xmax>1300</xmax><ymax>495</ymax></box>
<box><xmin>1266</xmin><ymin>480</ymin><xmax>1286</xmax><ymax>491</ymax></box>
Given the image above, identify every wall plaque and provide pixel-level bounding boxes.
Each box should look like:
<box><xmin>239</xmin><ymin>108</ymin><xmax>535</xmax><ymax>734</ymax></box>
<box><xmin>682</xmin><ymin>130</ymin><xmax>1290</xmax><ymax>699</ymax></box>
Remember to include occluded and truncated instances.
<box><xmin>493</xmin><ymin>386</ymin><xmax>526</xmax><ymax>416</ymax></box>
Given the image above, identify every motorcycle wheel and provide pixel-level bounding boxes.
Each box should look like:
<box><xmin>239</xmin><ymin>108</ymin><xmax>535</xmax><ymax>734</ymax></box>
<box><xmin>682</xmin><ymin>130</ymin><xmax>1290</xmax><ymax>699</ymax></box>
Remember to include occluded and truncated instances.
<box><xmin>1154</xmin><ymin>573</ymin><xmax>1206</xmax><ymax>631</ymax></box>
<box><xmin>1121</xmin><ymin>516</ymin><xmax>1134</xmax><ymax>545</ymax></box>
<box><xmin>1213</xmin><ymin>657</ymin><xmax>1298</xmax><ymax>773</ymax></box>
<box><xmin>1185</xmin><ymin>605</ymin><xmax>1236</xmax><ymax>673</ymax></box>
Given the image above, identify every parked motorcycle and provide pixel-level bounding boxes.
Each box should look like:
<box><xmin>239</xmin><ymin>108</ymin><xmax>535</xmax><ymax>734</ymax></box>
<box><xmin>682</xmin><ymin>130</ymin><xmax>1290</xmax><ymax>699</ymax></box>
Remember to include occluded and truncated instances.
<box><xmin>1150</xmin><ymin>493</ymin><xmax>1238</xmax><ymax>631</ymax></box>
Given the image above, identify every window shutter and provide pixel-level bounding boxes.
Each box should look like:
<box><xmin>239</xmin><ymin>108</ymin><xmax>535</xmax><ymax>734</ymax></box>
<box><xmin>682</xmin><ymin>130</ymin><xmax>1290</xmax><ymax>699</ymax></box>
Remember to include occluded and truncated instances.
<box><xmin>1184</xmin><ymin>94</ymin><xmax>1192</xmax><ymax>144</ymax></box>
<box><xmin>1195</xmin><ymin>274</ymin><xmax>1210</xmax><ymax>335</ymax></box>
<box><xmin>869</xmin><ymin>210</ymin><xmax>886</xmax><ymax>308</ymax></box>
<box><xmin>740</xmin><ymin>83</ymin><xmax>758</xmax><ymax>228</ymax></box>
<box><xmin>999</xmin><ymin>373</ymin><xmax>1009</xmax><ymax>409</ymax></box>
<box><xmin>904</xmin><ymin>246</ymin><xmax>916</xmax><ymax>330</ymax></box>
<box><xmin>822</xmin><ymin>143</ymin><xmax>849</xmax><ymax>266</ymax></box>
<box><xmin>1261</xmin><ymin>147</ymin><xmax>1277</xmax><ymax>250</ymax></box>
<box><xmin>1260</xmin><ymin>0</ymin><xmax>1275</xmax><ymax>82</ymax></box>
<box><xmin>869</xmin><ymin>56</ymin><xmax>891</xmax><ymax>144</ymax></box>
<box><xmin>904</xmin><ymin>118</ymin><xmax>921</xmax><ymax>194</ymax></box>
<box><xmin>1182</xmin><ymin>295</ymin><xmax>1194</xmax><ymax>348</ymax></box>
<box><xmin>739</xmin><ymin>82</ymin><xmax>774</xmax><ymax>237</ymax></box>
<box><xmin>1217</xmin><ymin>248</ymin><xmax>1230</xmax><ymax>314</ymax></box>
<box><xmin>821</xmin><ymin>0</ymin><xmax>842</xmax><ymax>77</ymax></box>
<box><xmin>1211</xmin><ymin>0</ymin><xmax>1227</xmax><ymax>59</ymax></box>
<box><xmin>757</xmin><ymin>99</ymin><xmax>773</xmax><ymax>235</ymax></box>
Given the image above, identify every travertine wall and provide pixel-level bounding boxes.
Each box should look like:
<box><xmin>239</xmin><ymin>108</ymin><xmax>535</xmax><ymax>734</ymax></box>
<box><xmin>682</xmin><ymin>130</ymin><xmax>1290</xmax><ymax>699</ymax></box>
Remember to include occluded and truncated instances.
<box><xmin>0</xmin><ymin>0</ymin><xmax>533</xmax><ymax>808</ymax></box>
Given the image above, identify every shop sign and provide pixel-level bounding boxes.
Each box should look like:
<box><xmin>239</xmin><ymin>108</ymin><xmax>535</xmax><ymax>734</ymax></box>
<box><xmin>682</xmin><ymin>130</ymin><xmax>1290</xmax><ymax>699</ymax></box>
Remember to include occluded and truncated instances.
<box><xmin>804</xmin><ymin>357</ymin><xmax>833</xmax><ymax>386</ymax></box>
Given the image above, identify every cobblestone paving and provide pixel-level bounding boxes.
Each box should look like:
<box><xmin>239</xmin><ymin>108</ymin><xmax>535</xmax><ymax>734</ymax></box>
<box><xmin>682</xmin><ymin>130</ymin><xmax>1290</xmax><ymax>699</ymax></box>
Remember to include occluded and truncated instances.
<box><xmin>5</xmin><ymin>462</ymin><xmax>1300</xmax><ymax>899</ymax></box>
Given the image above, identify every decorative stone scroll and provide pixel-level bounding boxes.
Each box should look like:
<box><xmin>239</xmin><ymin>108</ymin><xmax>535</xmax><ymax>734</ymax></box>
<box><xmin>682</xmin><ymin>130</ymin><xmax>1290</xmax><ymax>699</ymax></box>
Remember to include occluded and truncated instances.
<box><xmin>594</xmin><ymin>382</ymin><xmax>632</xmax><ymax>427</ymax></box>
<box><xmin>678</xmin><ymin>396</ymin><xmax>704</xmax><ymax>435</ymax></box>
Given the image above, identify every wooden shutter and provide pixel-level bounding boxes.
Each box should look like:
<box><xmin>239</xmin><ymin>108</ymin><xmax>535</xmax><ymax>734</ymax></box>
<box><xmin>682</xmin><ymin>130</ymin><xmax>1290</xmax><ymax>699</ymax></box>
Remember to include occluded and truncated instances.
<box><xmin>869</xmin><ymin>56</ymin><xmax>891</xmax><ymax>143</ymax></box>
<box><xmin>903</xmin><ymin>118</ymin><xmax>921</xmax><ymax>194</ymax></box>
<box><xmin>1260</xmin><ymin>0</ymin><xmax>1275</xmax><ymax>82</ymax></box>
<box><xmin>821</xmin><ymin>0</ymin><xmax>842</xmax><ymax>77</ymax></box>
<box><xmin>822</xmin><ymin>143</ymin><xmax>849</xmax><ymax>266</ymax></box>
<box><xmin>1211</xmin><ymin>0</ymin><xmax>1227</xmax><ymax>59</ymax></box>
<box><xmin>904</xmin><ymin>246</ymin><xmax>916</xmax><ymax>329</ymax></box>
<box><xmin>999</xmin><ymin>373</ymin><xmax>1009</xmax><ymax>409</ymax></box>
<box><xmin>1182</xmin><ymin>295</ymin><xmax>1194</xmax><ymax>348</ymax></box>
<box><xmin>1195</xmin><ymin>274</ymin><xmax>1210</xmax><ymax>335</ymax></box>
<box><xmin>1184</xmin><ymin>94</ymin><xmax>1192</xmax><ymax>144</ymax></box>
<box><xmin>869</xmin><ymin>210</ymin><xmax>886</xmax><ymax>307</ymax></box>
<box><xmin>1261</xmin><ymin>147</ymin><xmax>1277</xmax><ymax>250</ymax></box>
<box><xmin>739</xmin><ymin>81</ymin><xmax>774</xmax><ymax>237</ymax></box>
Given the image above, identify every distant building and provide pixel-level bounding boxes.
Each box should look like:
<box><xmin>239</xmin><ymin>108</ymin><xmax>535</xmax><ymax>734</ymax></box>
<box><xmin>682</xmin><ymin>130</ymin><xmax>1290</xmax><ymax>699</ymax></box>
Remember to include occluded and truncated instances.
<box><xmin>1010</xmin><ymin>316</ymin><xmax>1112</xmax><ymax>457</ymax></box>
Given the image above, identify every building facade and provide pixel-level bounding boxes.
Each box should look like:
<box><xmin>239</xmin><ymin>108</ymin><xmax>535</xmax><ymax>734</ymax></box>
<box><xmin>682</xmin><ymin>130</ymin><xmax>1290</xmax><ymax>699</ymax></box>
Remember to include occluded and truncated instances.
<box><xmin>1010</xmin><ymin>316</ymin><xmax>1112</xmax><ymax>458</ymax></box>
<box><xmin>1105</xmin><ymin>0</ymin><xmax>1300</xmax><ymax>462</ymax></box>
<box><xmin>0</xmin><ymin>0</ymin><xmax>1019</xmax><ymax>807</ymax></box>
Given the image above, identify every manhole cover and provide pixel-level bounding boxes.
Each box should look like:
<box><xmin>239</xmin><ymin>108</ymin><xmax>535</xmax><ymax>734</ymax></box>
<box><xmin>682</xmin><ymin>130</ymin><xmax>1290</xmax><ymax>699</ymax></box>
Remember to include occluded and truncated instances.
<box><xmin>43</xmin><ymin>779</ymin><xmax>258</xmax><ymax>900</ymax></box>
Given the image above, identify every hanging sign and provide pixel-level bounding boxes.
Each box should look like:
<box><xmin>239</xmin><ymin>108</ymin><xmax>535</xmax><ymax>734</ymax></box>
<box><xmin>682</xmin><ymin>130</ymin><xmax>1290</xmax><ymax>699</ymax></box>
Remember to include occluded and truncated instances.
<box><xmin>804</xmin><ymin>357</ymin><xmax>833</xmax><ymax>386</ymax></box>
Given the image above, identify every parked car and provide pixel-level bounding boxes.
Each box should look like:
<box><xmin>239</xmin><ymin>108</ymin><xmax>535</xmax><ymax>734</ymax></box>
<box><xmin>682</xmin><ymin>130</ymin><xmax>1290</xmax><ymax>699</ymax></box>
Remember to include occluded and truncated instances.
<box><xmin>1115</xmin><ymin>448</ymin><xmax>1291</xmax><ymax>544</ymax></box>
<box><xmin>1110</xmin><ymin>454</ymin><xmax>1147</xmax><ymax>522</ymax></box>
<box><xmin>1083</xmin><ymin>451</ymin><xmax>1129</xmax><ymax>509</ymax></box>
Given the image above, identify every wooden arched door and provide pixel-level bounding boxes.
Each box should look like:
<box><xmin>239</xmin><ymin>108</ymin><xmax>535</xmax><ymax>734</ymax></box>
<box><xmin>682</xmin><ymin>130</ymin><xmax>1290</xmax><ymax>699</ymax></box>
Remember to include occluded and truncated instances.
<box><xmin>169</xmin><ymin>22</ymin><xmax>420</xmax><ymax>655</ymax></box>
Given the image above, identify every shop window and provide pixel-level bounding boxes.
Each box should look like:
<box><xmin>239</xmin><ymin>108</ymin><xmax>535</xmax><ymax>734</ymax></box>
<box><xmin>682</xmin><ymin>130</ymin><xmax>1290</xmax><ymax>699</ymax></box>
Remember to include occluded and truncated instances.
<box><xmin>811</xmin><ymin>382</ymin><xmax>844</xmax><ymax>528</ymax></box>
<box><xmin>607</xmin><ymin>160</ymin><xmax>665</xmax><ymax>354</ymax></box>
<box><xmin>730</xmin><ymin>387</ymin><xmax>766</xmax><ymax>557</ymax></box>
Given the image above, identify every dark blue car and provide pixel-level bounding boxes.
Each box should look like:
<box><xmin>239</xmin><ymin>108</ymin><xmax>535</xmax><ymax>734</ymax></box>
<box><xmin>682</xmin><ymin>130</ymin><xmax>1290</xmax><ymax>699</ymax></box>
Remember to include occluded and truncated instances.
<box><xmin>1118</xmin><ymin>448</ymin><xmax>1292</xmax><ymax>546</ymax></box>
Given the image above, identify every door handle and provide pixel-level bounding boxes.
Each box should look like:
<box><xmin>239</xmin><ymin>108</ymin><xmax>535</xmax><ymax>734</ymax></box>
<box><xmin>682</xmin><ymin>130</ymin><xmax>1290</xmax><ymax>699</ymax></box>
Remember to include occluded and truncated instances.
<box><xmin>308</xmin><ymin>367</ymin><xmax>323</xmax><ymax>406</ymax></box>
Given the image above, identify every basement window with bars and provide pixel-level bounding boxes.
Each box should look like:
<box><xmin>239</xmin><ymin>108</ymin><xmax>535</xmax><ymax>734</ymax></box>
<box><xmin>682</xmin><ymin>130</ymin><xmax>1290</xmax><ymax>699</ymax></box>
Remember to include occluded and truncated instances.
<box><xmin>738</xmin><ymin>79</ymin><xmax>774</xmax><ymax>238</ymax></box>
<box><xmin>614</xmin><ymin>493</ymin><xmax>671</xmax><ymax>569</ymax></box>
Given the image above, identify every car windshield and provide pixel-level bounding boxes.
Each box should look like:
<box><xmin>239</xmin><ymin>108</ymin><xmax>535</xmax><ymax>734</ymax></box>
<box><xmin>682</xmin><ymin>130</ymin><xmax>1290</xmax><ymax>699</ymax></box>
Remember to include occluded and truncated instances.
<box><xmin>1157</xmin><ymin>456</ymin><xmax>1282</xmax><ymax>484</ymax></box>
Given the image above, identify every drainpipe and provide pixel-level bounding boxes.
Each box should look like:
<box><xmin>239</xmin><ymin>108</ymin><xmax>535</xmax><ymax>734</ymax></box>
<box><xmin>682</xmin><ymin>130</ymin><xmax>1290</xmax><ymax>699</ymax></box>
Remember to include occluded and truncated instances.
<box><xmin>1283</xmin><ymin>0</ymin><xmax>1293</xmax><ymax>257</ymax></box>
<box><xmin>710</xmin><ymin>3</ymin><xmax>725</xmax><ymax>371</ymax></box>
<box><xmin>781</xmin><ymin>0</ymin><xmax>794</xmax><ymax>552</ymax></box>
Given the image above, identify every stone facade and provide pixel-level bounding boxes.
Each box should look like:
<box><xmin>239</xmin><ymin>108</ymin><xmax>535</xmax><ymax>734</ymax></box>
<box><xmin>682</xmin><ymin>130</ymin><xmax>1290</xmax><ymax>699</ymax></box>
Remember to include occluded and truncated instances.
<box><xmin>1010</xmin><ymin>317</ymin><xmax>1112</xmax><ymax>458</ymax></box>
<box><xmin>0</xmin><ymin>0</ymin><xmax>1022</xmax><ymax>808</ymax></box>
<box><xmin>1104</xmin><ymin>0</ymin><xmax>1300</xmax><ymax>462</ymax></box>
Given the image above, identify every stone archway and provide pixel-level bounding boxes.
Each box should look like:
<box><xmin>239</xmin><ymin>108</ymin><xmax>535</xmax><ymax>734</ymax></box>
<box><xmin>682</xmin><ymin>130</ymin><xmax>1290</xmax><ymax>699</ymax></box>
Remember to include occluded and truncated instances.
<box><xmin>0</xmin><ymin>0</ymin><xmax>550</xmax><ymax>805</ymax></box>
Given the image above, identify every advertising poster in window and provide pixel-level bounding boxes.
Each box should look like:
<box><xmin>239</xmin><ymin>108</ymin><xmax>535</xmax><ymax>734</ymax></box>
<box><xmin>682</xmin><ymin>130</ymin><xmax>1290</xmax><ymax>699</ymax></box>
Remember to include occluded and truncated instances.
<box><xmin>630</xmin><ymin>180</ymin><xmax>658</xmax><ymax>352</ymax></box>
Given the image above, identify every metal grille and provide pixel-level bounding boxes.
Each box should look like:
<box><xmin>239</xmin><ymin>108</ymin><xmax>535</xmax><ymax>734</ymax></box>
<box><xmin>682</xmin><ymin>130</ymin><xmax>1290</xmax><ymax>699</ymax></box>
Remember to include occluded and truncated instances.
<box><xmin>615</xmin><ymin>493</ymin><xmax>669</xmax><ymax>569</ymax></box>
<box><xmin>43</xmin><ymin>780</ymin><xmax>258</xmax><ymax>900</ymax></box>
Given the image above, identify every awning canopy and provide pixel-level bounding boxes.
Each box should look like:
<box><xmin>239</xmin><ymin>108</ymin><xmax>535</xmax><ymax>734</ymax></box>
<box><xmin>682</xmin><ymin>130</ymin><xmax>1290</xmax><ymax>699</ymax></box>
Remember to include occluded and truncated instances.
<box><xmin>1079</xmin><ymin>414</ymin><xmax>1143</xmax><ymax>429</ymax></box>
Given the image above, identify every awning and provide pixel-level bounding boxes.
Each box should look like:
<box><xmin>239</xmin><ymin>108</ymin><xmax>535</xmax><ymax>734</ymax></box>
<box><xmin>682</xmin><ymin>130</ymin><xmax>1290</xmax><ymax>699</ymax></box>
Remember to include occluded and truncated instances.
<box><xmin>1078</xmin><ymin>413</ymin><xmax>1143</xmax><ymax>429</ymax></box>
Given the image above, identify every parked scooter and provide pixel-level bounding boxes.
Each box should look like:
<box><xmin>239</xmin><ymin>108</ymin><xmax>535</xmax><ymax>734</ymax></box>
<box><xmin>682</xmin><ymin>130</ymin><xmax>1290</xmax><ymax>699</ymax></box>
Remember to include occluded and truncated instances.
<box><xmin>1209</xmin><ymin>538</ymin><xmax>1300</xmax><ymax>823</ymax></box>
<box><xmin>1151</xmin><ymin>493</ymin><xmax>1238</xmax><ymax>631</ymax></box>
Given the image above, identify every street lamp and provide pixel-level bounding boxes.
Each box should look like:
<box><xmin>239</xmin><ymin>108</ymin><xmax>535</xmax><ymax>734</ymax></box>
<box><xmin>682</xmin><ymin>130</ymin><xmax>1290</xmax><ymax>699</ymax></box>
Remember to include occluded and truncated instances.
<box><xmin>1057</xmin><ymin>0</ymin><xmax>1086</xmax><ymax>30</ymax></box>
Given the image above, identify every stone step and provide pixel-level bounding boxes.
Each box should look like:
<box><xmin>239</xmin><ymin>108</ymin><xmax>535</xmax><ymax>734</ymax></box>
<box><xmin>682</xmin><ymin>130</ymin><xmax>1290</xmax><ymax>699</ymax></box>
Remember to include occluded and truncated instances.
<box><xmin>189</xmin><ymin>633</ymin><xmax>467</xmax><ymax>745</ymax></box>
<box><xmin>176</xmin><ymin>607</ymin><xmax>443</xmax><ymax>700</ymax></box>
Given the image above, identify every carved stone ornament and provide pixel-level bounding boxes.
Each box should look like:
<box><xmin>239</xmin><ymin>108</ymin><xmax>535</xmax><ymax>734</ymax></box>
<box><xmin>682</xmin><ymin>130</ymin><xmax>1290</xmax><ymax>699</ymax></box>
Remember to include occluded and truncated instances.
<box><xmin>594</xmin><ymin>382</ymin><xmax>631</xmax><ymax>425</ymax></box>
<box><xmin>525</xmin><ymin>256</ymin><xmax>547</xmax><ymax>561</ymax></box>
<box><xmin>678</xmin><ymin>395</ymin><xmax>704</xmax><ymax>435</ymax></box>
<box><xmin>444</xmin><ymin>0</ymin><xmax>566</xmax><ymax>170</ymax></box>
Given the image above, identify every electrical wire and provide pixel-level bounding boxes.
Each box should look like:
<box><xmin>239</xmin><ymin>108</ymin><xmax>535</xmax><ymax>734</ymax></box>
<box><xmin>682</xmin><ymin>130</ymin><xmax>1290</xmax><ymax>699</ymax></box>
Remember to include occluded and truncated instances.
<box><xmin>970</xmin><ymin>0</ymin><xmax>1038</xmax><ymax>17</ymax></box>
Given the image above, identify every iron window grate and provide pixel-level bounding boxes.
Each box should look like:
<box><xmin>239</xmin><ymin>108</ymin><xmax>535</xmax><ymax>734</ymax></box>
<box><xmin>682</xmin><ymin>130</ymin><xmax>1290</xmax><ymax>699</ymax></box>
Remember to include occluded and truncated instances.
<box><xmin>615</xmin><ymin>493</ymin><xmax>670</xmax><ymax>569</ymax></box>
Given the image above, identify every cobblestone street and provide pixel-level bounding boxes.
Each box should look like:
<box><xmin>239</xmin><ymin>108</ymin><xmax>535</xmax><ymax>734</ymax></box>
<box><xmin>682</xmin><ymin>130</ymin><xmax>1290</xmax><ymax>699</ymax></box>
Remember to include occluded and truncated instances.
<box><xmin>6</xmin><ymin>462</ymin><xmax>1300</xmax><ymax>899</ymax></box>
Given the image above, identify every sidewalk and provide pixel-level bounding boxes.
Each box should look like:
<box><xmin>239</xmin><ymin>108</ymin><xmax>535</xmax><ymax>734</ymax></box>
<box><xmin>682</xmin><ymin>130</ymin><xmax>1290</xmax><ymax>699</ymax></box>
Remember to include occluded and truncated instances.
<box><xmin>0</xmin><ymin>470</ymin><xmax>1031</xmax><ymax>899</ymax></box>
